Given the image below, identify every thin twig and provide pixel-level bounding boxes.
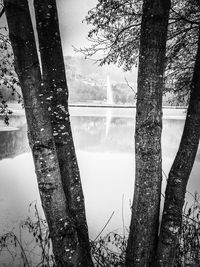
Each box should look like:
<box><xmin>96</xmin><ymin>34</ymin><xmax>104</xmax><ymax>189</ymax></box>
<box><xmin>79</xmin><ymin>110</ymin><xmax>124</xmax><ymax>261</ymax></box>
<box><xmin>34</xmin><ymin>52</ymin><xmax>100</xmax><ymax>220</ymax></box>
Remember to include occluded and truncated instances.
<box><xmin>0</xmin><ymin>7</ymin><xmax>5</xmax><ymax>18</ymax></box>
<box><xmin>124</xmin><ymin>77</ymin><xmax>137</xmax><ymax>96</ymax></box>
<box><xmin>94</xmin><ymin>211</ymin><xmax>115</xmax><ymax>241</ymax></box>
<box><xmin>162</xmin><ymin>169</ymin><xmax>168</xmax><ymax>181</ymax></box>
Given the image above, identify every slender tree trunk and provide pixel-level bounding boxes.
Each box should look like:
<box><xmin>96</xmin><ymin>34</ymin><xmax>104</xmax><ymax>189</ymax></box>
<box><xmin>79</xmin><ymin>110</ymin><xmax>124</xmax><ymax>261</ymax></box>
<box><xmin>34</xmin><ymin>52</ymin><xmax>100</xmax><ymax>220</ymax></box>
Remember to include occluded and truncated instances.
<box><xmin>125</xmin><ymin>0</ymin><xmax>170</xmax><ymax>266</ymax></box>
<box><xmin>156</xmin><ymin>23</ymin><xmax>200</xmax><ymax>267</ymax></box>
<box><xmin>33</xmin><ymin>1</ymin><xmax>93</xmax><ymax>266</ymax></box>
<box><xmin>4</xmin><ymin>0</ymin><xmax>81</xmax><ymax>265</ymax></box>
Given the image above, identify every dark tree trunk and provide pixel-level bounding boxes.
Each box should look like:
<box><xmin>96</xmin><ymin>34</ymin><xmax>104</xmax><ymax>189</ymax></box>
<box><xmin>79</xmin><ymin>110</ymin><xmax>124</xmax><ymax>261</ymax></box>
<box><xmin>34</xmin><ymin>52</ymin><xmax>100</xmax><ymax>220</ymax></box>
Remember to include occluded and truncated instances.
<box><xmin>156</xmin><ymin>23</ymin><xmax>200</xmax><ymax>267</ymax></box>
<box><xmin>33</xmin><ymin>1</ymin><xmax>93</xmax><ymax>266</ymax></box>
<box><xmin>125</xmin><ymin>0</ymin><xmax>170</xmax><ymax>266</ymax></box>
<box><xmin>4</xmin><ymin>0</ymin><xmax>81</xmax><ymax>265</ymax></box>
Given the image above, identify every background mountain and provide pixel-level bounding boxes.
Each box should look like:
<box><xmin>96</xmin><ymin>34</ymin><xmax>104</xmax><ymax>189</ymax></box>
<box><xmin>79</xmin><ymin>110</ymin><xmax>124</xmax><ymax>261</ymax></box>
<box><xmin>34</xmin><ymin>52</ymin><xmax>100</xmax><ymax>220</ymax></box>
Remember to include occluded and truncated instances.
<box><xmin>65</xmin><ymin>55</ymin><xmax>137</xmax><ymax>104</ymax></box>
<box><xmin>0</xmin><ymin>55</ymin><xmax>185</xmax><ymax>106</ymax></box>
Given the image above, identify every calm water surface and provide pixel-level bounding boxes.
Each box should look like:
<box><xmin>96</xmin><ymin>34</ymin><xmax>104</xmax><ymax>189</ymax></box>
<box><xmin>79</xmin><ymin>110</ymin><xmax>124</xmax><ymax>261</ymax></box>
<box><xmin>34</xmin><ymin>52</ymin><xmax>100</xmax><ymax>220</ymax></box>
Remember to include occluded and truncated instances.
<box><xmin>0</xmin><ymin>107</ymin><xmax>199</xmax><ymax>240</ymax></box>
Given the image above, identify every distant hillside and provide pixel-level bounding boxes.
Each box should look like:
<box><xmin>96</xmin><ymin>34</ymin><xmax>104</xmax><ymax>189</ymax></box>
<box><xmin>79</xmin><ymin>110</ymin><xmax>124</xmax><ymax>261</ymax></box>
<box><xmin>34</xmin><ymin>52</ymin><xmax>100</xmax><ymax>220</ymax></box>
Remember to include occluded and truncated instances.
<box><xmin>64</xmin><ymin>55</ymin><xmax>137</xmax><ymax>84</ymax></box>
<box><xmin>64</xmin><ymin>55</ymin><xmax>185</xmax><ymax>106</ymax></box>
<box><xmin>0</xmin><ymin>55</ymin><xmax>186</xmax><ymax>106</ymax></box>
<box><xmin>64</xmin><ymin>55</ymin><xmax>137</xmax><ymax>104</ymax></box>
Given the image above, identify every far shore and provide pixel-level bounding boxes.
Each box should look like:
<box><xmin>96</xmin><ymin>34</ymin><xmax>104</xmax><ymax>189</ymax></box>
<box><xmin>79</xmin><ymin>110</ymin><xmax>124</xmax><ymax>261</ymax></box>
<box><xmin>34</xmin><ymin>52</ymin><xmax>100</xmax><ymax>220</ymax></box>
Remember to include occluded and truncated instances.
<box><xmin>0</xmin><ymin>102</ymin><xmax>187</xmax><ymax>124</ymax></box>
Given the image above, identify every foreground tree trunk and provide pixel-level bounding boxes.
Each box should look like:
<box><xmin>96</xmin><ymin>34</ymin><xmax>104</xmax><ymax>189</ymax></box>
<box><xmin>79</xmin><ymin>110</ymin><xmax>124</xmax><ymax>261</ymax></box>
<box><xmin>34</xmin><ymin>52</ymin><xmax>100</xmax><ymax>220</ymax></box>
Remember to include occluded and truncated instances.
<box><xmin>4</xmin><ymin>0</ymin><xmax>81</xmax><ymax>265</ymax></box>
<box><xmin>125</xmin><ymin>0</ymin><xmax>171</xmax><ymax>266</ymax></box>
<box><xmin>33</xmin><ymin>1</ymin><xmax>93</xmax><ymax>266</ymax></box>
<box><xmin>156</xmin><ymin>22</ymin><xmax>200</xmax><ymax>267</ymax></box>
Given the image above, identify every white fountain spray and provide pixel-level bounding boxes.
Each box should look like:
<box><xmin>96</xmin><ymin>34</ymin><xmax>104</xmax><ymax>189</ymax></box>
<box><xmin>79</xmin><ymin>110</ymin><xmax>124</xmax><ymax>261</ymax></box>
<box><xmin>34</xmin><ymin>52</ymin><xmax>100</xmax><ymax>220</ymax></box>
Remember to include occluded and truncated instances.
<box><xmin>106</xmin><ymin>75</ymin><xmax>114</xmax><ymax>105</ymax></box>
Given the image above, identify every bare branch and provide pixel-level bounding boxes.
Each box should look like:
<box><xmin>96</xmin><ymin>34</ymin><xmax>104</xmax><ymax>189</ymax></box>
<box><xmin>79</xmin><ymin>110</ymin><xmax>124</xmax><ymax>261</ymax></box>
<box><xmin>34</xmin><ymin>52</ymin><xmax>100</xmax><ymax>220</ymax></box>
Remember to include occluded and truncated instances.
<box><xmin>124</xmin><ymin>77</ymin><xmax>137</xmax><ymax>96</ymax></box>
<box><xmin>0</xmin><ymin>6</ymin><xmax>4</xmax><ymax>19</ymax></box>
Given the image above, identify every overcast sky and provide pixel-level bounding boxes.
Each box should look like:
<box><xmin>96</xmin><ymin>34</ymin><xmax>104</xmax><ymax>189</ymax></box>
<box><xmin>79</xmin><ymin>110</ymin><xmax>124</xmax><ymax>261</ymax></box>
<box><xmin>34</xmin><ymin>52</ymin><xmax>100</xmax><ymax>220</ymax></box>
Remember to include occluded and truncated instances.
<box><xmin>1</xmin><ymin>0</ymin><xmax>97</xmax><ymax>55</ymax></box>
<box><xmin>57</xmin><ymin>0</ymin><xmax>97</xmax><ymax>55</ymax></box>
<box><xmin>1</xmin><ymin>1</ymin><xmax>136</xmax><ymax>81</ymax></box>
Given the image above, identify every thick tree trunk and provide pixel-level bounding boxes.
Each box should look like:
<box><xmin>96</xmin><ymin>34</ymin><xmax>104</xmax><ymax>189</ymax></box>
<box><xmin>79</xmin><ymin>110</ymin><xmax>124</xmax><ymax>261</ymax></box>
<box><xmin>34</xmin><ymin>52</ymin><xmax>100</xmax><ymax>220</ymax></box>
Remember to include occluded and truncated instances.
<box><xmin>125</xmin><ymin>0</ymin><xmax>170</xmax><ymax>266</ymax></box>
<box><xmin>156</xmin><ymin>23</ymin><xmax>200</xmax><ymax>267</ymax></box>
<box><xmin>4</xmin><ymin>0</ymin><xmax>80</xmax><ymax>265</ymax></box>
<box><xmin>33</xmin><ymin>1</ymin><xmax>93</xmax><ymax>266</ymax></box>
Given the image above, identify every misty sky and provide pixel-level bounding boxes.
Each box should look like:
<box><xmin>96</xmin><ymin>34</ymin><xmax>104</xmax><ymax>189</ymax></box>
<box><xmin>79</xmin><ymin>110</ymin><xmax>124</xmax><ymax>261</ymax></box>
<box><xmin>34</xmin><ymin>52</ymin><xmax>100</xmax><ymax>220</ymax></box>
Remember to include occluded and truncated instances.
<box><xmin>0</xmin><ymin>0</ymin><xmax>97</xmax><ymax>56</ymax></box>
<box><xmin>57</xmin><ymin>0</ymin><xmax>97</xmax><ymax>55</ymax></box>
<box><xmin>56</xmin><ymin>0</ymin><xmax>136</xmax><ymax>82</ymax></box>
<box><xmin>1</xmin><ymin>0</ymin><xmax>136</xmax><ymax>81</ymax></box>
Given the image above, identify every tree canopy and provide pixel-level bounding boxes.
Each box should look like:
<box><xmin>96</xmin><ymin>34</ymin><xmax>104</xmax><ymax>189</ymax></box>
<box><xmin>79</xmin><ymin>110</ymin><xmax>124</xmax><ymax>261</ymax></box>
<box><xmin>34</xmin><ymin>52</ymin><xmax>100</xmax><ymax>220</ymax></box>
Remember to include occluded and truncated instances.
<box><xmin>80</xmin><ymin>0</ymin><xmax>200</xmax><ymax>103</ymax></box>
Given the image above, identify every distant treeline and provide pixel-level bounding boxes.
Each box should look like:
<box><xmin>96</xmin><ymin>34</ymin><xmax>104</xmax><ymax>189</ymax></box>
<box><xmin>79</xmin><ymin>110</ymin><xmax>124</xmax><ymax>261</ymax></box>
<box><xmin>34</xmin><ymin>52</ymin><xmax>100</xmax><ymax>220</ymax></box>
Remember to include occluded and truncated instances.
<box><xmin>0</xmin><ymin>55</ymin><xmax>186</xmax><ymax>106</ymax></box>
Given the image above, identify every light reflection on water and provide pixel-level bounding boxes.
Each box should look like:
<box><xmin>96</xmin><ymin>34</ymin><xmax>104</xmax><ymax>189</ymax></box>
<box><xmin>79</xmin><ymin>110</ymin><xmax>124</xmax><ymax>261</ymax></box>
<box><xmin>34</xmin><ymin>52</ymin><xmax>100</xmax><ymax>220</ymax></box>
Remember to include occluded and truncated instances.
<box><xmin>0</xmin><ymin>108</ymin><xmax>199</xmax><ymax>240</ymax></box>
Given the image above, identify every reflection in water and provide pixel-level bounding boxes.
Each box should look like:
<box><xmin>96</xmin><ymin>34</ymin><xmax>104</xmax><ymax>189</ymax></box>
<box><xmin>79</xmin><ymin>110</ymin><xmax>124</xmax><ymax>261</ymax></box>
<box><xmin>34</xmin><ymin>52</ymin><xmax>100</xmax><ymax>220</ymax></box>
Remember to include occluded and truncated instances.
<box><xmin>72</xmin><ymin>116</ymin><xmax>200</xmax><ymax>159</ymax></box>
<box><xmin>0</xmin><ymin>110</ymin><xmax>200</xmax><ymax>240</ymax></box>
<box><xmin>0</xmin><ymin>126</ymin><xmax>29</xmax><ymax>160</ymax></box>
<box><xmin>105</xmin><ymin>108</ymin><xmax>112</xmax><ymax>136</ymax></box>
<box><xmin>0</xmin><ymin>114</ymin><xmax>28</xmax><ymax>159</ymax></box>
<box><xmin>105</xmin><ymin>76</ymin><xmax>114</xmax><ymax>135</ymax></box>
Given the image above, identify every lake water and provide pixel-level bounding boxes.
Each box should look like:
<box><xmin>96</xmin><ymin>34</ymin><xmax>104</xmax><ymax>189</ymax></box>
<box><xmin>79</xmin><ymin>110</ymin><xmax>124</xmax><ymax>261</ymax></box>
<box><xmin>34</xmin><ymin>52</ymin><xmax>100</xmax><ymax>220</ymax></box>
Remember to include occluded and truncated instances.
<box><xmin>0</xmin><ymin>107</ymin><xmax>200</xmax><ymax>242</ymax></box>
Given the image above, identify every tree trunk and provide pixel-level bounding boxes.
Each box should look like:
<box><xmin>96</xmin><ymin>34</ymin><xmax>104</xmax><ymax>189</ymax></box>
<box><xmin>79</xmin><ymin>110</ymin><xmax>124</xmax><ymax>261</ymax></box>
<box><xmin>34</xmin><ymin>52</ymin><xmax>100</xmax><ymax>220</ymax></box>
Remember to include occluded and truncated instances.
<box><xmin>156</xmin><ymin>22</ymin><xmax>200</xmax><ymax>267</ymax></box>
<box><xmin>125</xmin><ymin>0</ymin><xmax>170</xmax><ymax>266</ymax></box>
<box><xmin>4</xmin><ymin>0</ymin><xmax>81</xmax><ymax>265</ymax></box>
<box><xmin>33</xmin><ymin>1</ymin><xmax>93</xmax><ymax>266</ymax></box>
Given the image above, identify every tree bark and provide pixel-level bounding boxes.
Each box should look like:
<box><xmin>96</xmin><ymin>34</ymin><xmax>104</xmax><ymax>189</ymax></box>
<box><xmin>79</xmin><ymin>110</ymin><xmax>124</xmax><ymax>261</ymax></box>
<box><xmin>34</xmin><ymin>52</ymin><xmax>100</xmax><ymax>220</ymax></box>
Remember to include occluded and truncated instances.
<box><xmin>156</xmin><ymin>22</ymin><xmax>200</xmax><ymax>267</ymax></box>
<box><xmin>125</xmin><ymin>0</ymin><xmax>170</xmax><ymax>266</ymax></box>
<box><xmin>33</xmin><ymin>1</ymin><xmax>93</xmax><ymax>266</ymax></box>
<box><xmin>4</xmin><ymin>0</ymin><xmax>81</xmax><ymax>265</ymax></box>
